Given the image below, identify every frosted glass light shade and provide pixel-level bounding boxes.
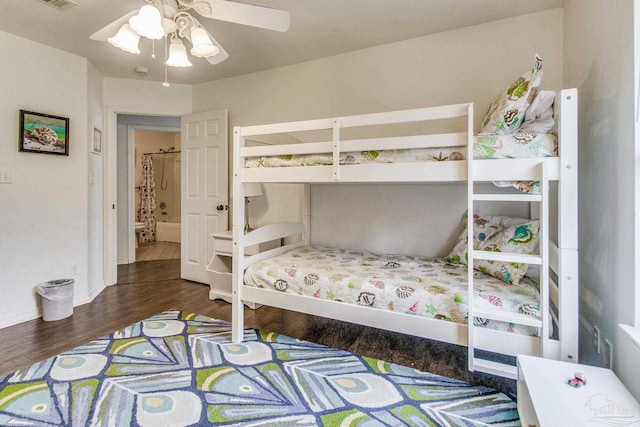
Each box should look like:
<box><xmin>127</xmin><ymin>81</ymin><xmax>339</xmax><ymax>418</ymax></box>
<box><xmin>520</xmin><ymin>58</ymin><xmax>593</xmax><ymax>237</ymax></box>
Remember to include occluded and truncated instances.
<box><xmin>166</xmin><ymin>38</ymin><xmax>192</xmax><ymax>67</ymax></box>
<box><xmin>129</xmin><ymin>5</ymin><xmax>165</xmax><ymax>40</ymax></box>
<box><xmin>108</xmin><ymin>23</ymin><xmax>141</xmax><ymax>54</ymax></box>
<box><xmin>189</xmin><ymin>27</ymin><xmax>219</xmax><ymax>58</ymax></box>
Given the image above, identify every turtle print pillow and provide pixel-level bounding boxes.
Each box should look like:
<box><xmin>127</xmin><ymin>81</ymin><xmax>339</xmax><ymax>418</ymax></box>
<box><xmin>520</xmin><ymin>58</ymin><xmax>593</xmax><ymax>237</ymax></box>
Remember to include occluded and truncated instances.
<box><xmin>480</xmin><ymin>54</ymin><xmax>544</xmax><ymax>134</ymax></box>
<box><xmin>447</xmin><ymin>211</ymin><xmax>540</xmax><ymax>285</ymax></box>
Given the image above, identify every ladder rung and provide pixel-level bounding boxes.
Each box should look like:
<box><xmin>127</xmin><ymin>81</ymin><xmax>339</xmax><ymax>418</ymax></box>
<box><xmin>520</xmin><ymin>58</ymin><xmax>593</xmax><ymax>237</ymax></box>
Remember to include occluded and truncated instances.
<box><xmin>473</xmin><ymin>193</ymin><xmax>542</xmax><ymax>202</ymax></box>
<box><xmin>471</xmin><ymin>251</ymin><xmax>542</xmax><ymax>265</ymax></box>
<box><xmin>473</xmin><ymin>309</ymin><xmax>543</xmax><ymax>328</ymax></box>
<box><xmin>472</xmin><ymin>359</ymin><xmax>518</xmax><ymax>379</ymax></box>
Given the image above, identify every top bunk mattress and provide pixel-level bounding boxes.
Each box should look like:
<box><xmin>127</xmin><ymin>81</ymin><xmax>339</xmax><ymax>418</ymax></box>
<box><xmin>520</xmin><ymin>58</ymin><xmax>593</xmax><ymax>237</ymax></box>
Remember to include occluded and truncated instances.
<box><xmin>245</xmin><ymin>132</ymin><xmax>557</xmax><ymax>168</ymax></box>
<box><xmin>244</xmin><ymin>245</ymin><xmax>542</xmax><ymax>336</ymax></box>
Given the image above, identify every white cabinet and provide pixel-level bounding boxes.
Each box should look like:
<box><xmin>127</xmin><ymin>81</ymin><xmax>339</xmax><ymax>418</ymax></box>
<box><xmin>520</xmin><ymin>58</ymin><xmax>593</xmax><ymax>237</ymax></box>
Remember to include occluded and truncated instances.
<box><xmin>517</xmin><ymin>354</ymin><xmax>640</xmax><ymax>426</ymax></box>
<box><xmin>206</xmin><ymin>231</ymin><xmax>279</xmax><ymax>309</ymax></box>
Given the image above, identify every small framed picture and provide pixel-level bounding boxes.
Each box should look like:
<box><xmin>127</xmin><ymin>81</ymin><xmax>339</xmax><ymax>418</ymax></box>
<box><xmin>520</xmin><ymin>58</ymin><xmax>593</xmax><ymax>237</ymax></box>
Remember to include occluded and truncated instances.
<box><xmin>19</xmin><ymin>110</ymin><xmax>69</xmax><ymax>156</ymax></box>
<box><xmin>92</xmin><ymin>127</ymin><xmax>102</xmax><ymax>155</ymax></box>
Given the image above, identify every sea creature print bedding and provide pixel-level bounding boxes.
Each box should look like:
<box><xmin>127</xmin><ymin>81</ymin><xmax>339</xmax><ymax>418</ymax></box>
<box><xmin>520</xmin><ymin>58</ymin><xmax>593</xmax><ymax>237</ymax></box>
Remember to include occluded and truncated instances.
<box><xmin>244</xmin><ymin>246</ymin><xmax>542</xmax><ymax>336</ymax></box>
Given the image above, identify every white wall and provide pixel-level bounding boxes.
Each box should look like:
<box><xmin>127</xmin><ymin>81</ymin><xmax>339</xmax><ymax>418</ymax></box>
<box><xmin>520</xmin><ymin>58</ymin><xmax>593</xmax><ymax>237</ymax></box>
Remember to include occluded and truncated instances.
<box><xmin>0</xmin><ymin>30</ymin><xmax>89</xmax><ymax>327</ymax></box>
<box><xmin>87</xmin><ymin>61</ymin><xmax>104</xmax><ymax>300</ymax></box>
<box><xmin>104</xmin><ymin>79</ymin><xmax>192</xmax><ymax>116</ymax></box>
<box><xmin>192</xmin><ymin>9</ymin><xmax>563</xmax><ymax>256</ymax></box>
<box><xmin>564</xmin><ymin>0</ymin><xmax>635</xmax><ymax>370</ymax></box>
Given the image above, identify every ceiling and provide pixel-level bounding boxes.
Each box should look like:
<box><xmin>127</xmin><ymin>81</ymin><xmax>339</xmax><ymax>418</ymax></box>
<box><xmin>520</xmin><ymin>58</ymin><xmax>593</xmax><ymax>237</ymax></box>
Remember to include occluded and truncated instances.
<box><xmin>0</xmin><ymin>0</ymin><xmax>564</xmax><ymax>85</ymax></box>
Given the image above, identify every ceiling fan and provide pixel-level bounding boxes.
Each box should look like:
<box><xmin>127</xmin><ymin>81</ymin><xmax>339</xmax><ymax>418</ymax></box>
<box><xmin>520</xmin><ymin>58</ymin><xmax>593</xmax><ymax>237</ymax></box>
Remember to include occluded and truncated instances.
<box><xmin>90</xmin><ymin>0</ymin><xmax>289</xmax><ymax>70</ymax></box>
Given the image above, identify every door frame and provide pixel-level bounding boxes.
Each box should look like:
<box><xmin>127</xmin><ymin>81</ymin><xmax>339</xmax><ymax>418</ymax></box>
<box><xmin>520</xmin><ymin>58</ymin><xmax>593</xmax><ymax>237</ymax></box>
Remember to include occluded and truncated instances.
<box><xmin>104</xmin><ymin>107</ymin><xmax>187</xmax><ymax>286</ymax></box>
<box><xmin>127</xmin><ymin>124</ymin><xmax>181</xmax><ymax>264</ymax></box>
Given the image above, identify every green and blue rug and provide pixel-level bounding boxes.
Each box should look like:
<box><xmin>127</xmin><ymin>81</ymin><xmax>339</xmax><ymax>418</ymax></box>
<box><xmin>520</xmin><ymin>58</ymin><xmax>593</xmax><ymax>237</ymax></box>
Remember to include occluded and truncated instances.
<box><xmin>0</xmin><ymin>310</ymin><xmax>520</xmax><ymax>426</ymax></box>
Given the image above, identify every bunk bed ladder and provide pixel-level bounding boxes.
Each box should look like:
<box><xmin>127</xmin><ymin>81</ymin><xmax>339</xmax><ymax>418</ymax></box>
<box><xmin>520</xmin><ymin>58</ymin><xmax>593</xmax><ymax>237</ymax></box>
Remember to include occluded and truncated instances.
<box><xmin>467</xmin><ymin>159</ymin><xmax>550</xmax><ymax>380</ymax></box>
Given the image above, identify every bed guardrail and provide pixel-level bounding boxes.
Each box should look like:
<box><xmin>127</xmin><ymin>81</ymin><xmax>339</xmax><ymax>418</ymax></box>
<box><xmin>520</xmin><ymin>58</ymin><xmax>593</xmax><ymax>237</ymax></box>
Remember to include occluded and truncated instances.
<box><xmin>235</xmin><ymin>102</ymin><xmax>474</xmax><ymax>184</ymax></box>
<box><xmin>240</xmin><ymin>222</ymin><xmax>306</xmax><ymax>270</ymax></box>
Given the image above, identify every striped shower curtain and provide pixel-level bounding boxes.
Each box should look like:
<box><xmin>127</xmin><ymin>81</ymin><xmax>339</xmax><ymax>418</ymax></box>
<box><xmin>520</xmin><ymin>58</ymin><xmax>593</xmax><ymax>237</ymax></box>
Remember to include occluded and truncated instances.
<box><xmin>138</xmin><ymin>154</ymin><xmax>156</xmax><ymax>242</ymax></box>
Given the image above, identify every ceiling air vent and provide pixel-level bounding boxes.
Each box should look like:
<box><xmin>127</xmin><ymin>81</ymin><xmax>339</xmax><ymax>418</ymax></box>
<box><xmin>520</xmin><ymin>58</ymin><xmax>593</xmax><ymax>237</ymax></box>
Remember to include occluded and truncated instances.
<box><xmin>36</xmin><ymin>0</ymin><xmax>78</xmax><ymax>10</ymax></box>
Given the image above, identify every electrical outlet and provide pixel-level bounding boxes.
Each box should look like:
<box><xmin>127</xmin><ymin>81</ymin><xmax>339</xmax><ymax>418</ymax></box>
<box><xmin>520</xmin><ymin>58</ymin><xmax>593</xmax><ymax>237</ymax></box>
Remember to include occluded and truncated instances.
<box><xmin>71</xmin><ymin>264</ymin><xmax>80</xmax><ymax>276</ymax></box>
<box><xmin>593</xmin><ymin>325</ymin><xmax>601</xmax><ymax>354</ymax></box>
<box><xmin>0</xmin><ymin>168</ymin><xmax>10</xmax><ymax>184</ymax></box>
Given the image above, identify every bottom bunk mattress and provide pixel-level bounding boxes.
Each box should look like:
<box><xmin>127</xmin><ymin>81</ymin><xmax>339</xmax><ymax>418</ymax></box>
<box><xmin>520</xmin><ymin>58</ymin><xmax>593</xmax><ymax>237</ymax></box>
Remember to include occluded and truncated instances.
<box><xmin>244</xmin><ymin>245</ymin><xmax>542</xmax><ymax>336</ymax></box>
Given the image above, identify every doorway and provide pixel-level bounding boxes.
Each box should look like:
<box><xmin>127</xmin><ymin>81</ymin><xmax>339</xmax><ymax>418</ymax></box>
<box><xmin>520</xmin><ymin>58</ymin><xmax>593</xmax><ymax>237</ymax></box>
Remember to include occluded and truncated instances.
<box><xmin>131</xmin><ymin>128</ymin><xmax>182</xmax><ymax>263</ymax></box>
<box><xmin>114</xmin><ymin>114</ymin><xmax>180</xmax><ymax>265</ymax></box>
<box><xmin>105</xmin><ymin>109</ymin><xmax>229</xmax><ymax>286</ymax></box>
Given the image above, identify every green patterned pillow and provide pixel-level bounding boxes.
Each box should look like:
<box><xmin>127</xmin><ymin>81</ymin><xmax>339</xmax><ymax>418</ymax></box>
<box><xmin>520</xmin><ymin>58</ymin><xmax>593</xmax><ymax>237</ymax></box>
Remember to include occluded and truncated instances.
<box><xmin>447</xmin><ymin>211</ymin><xmax>501</xmax><ymax>264</ymax></box>
<box><xmin>447</xmin><ymin>212</ymin><xmax>539</xmax><ymax>285</ymax></box>
<box><xmin>480</xmin><ymin>54</ymin><xmax>544</xmax><ymax>134</ymax></box>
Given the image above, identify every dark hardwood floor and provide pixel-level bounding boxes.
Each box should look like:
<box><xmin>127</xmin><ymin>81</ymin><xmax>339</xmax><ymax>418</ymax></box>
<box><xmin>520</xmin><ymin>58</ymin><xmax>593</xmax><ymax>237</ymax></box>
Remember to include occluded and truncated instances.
<box><xmin>0</xmin><ymin>259</ymin><xmax>515</xmax><ymax>396</ymax></box>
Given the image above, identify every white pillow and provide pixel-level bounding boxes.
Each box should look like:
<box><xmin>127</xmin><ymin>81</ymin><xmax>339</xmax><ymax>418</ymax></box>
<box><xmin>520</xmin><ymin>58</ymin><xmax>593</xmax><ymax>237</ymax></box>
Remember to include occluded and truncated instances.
<box><xmin>520</xmin><ymin>90</ymin><xmax>556</xmax><ymax>133</ymax></box>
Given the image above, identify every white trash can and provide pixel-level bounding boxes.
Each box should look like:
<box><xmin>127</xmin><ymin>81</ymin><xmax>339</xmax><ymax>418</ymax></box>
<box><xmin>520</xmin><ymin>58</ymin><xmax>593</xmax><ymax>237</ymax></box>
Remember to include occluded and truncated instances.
<box><xmin>37</xmin><ymin>279</ymin><xmax>75</xmax><ymax>321</ymax></box>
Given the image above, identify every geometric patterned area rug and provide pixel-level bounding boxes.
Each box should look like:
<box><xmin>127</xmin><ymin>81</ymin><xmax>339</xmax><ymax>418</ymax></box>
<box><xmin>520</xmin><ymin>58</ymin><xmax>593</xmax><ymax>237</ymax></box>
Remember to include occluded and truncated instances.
<box><xmin>0</xmin><ymin>310</ymin><xmax>521</xmax><ymax>426</ymax></box>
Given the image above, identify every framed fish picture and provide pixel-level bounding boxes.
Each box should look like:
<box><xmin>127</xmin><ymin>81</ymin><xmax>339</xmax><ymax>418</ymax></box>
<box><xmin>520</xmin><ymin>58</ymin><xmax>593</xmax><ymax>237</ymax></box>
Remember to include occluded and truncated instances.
<box><xmin>19</xmin><ymin>110</ymin><xmax>69</xmax><ymax>156</ymax></box>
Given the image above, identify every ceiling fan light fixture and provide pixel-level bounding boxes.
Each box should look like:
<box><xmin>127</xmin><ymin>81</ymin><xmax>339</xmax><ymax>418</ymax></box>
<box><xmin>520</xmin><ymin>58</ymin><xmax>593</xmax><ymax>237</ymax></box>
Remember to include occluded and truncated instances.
<box><xmin>189</xmin><ymin>27</ymin><xmax>219</xmax><ymax>58</ymax></box>
<box><xmin>161</xmin><ymin>17</ymin><xmax>178</xmax><ymax>34</ymax></box>
<box><xmin>108</xmin><ymin>23</ymin><xmax>141</xmax><ymax>54</ymax></box>
<box><xmin>129</xmin><ymin>5</ymin><xmax>165</xmax><ymax>40</ymax></box>
<box><xmin>166</xmin><ymin>38</ymin><xmax>192</xmax><ymax>67</ymax></box>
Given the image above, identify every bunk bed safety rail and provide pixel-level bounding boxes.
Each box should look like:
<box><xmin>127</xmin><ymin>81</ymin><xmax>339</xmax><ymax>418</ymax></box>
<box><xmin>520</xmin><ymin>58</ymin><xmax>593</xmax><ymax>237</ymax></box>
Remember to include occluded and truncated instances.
<box><xmin>236</xmin><ymin>102</ymin><xmax>474</xmax><ymax>183</ymax></box>
<box><xmin>239</xmin><ymin>103</ymin><xmax>472</xmax><ymax>138</ymax></box>
<box><xmin>240</xmin><ymin>132</ymin><xmax>469</xmax><ymax>158</ymax></box>
<box><xmin>241</xmin><ymin>221</ymin><xmax>307</xmax><ymax>270</ymax></box>
<box><xmin>242</xmin><ymin>242</ymin><xmax>306</xmax><ymax>271</ymax></box>
<box><xmin>242</xmin><ymin>222</ymin><xmax>305</xmax><ymax>247</ymax></box>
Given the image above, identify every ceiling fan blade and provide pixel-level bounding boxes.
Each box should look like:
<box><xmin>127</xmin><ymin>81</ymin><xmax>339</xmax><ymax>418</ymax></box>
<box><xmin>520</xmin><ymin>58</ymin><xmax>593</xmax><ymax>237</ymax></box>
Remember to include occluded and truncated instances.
<box><xmin>191</xmin><ymin>0</ymin><xmax>290</xmax><ymax>32</ymax></box>
<box><xmin>182</xmin><ymin>26</ymin><xmax>230</xmax><ymax>65</ymax></box>
<box><xmin>89</xmin><ymin>11</ymin><xmax>138</xmax><ymax>41</ymax></box>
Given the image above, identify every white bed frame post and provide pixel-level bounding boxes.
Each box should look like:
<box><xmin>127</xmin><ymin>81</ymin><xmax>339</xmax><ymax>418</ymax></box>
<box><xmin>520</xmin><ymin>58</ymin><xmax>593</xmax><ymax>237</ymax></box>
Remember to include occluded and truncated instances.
<box><xmin>466</xmin><ymin>104</ymin><xmax>475</xmax><ymax>373</ymax></box>
<box><xmin>232</xmin><ymin>126</ymin><xmax>246</xmax><ymax>343</ymax></box>
<box><xmin>540</xmin><ymin>161</ymin><xmax>551</xmax><ymax>357</ymax></box>
<box><xmin>303</xmin><ymin>184</ymin><xmax>311</xmax><ymax>245</ymax></box>
<box><xmin>333</xmin><ymin>119</ymin><xmax>341</xmax><ymax>181</ymax></box>
<box><xmin>557</xmin><ymin>88</ymin><xmax>579</xmax><ymax>362</ymax></box>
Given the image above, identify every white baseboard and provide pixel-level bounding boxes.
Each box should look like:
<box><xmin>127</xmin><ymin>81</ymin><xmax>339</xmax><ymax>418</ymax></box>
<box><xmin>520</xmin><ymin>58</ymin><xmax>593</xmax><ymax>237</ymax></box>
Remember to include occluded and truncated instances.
<box><xmin>0</xmin><ymin>282</ymin><xmax>106</xmax><ymax>331</ymax></box>
<box><xmin>0</xmin><ymin>308</ymin><xmax>39</xmax><ymax>330</ymax></box>
<box><xmin>87</xmin><ymin>281</ymin><xmax>106</xmax><ymax>303</ymax></box>
<box><xmin>117</xmin><ymin>256</ymin><xmax>129</xmax><ymax>265</ymax></box>
<box><xmin>615</xmin><ymin>324</ymin><xmax>640</xmax><ymax>400</ymax></box>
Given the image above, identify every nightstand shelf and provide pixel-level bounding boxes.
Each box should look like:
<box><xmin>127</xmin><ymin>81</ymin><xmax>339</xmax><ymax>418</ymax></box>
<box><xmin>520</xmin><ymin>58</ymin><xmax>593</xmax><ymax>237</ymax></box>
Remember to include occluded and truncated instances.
<box><xmin>206</xmin><ymin>230</ymin><xmax>279</xmax><ymax>309</ymax></box>
<box><xmin>517</xmin><ymin>354</ymin><xmax>640</xmax><ymax>426</ymax></box>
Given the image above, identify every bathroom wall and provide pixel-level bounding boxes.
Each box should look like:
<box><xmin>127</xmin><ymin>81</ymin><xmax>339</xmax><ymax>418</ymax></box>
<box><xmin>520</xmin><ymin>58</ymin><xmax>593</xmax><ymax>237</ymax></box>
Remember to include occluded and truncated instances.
<box><xmin>134</xmin><ymin>130</ymin><xmax>182</xmax><ymax>225</ymax></box>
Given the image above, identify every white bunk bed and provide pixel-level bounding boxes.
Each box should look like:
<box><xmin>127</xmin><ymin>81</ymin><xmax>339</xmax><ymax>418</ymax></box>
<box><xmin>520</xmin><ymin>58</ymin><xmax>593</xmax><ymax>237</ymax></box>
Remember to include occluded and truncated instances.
<box><xmin>230</xmin><ymin>89</ymin><xmax>578</xmax><ymax>379</ymax></box>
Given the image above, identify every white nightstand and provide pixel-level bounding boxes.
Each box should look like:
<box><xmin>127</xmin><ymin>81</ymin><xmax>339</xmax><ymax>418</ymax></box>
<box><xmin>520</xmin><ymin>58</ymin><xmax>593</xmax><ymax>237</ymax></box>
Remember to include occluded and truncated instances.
<box><xmin>517</xmin><ymin>354</ymin><xmax>640</xmax><ymax>426</ymax></box>
<box><xmin>206</xmin><ymin>231</ymin><xmax>279</xmax><ymax>309</ymax></box>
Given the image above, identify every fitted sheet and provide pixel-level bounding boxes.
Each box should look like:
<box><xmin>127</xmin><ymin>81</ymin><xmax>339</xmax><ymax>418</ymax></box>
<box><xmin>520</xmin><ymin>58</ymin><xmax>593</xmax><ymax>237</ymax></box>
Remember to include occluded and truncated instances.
<box><xmin>244</xmin><ymin>245</ymin><xmax>542</xmax><ymax>336</ymax></box>
<box><xmin>244</xmin><ymin>132</ymin><xmax>557</xmax><ymax>168</ymax></box>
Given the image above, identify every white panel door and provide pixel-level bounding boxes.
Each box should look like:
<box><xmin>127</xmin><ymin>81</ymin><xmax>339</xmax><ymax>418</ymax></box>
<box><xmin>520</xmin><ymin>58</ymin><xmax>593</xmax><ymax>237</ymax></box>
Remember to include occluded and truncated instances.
<box><xmin>181</xmin><ymin>110</ymin><xmax>228</xmax><ymax>283</ymax></box>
